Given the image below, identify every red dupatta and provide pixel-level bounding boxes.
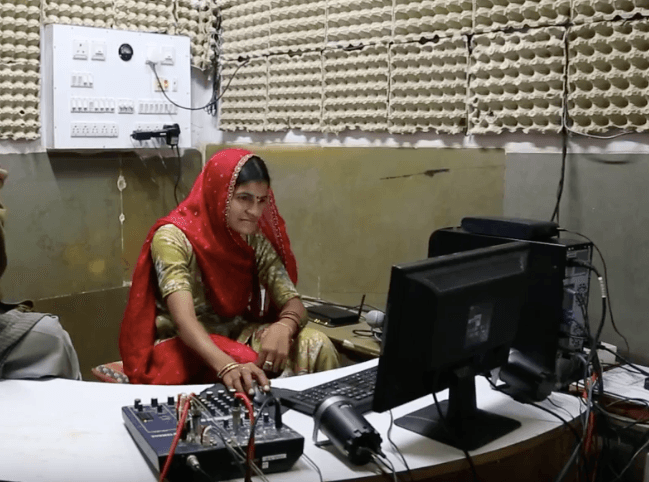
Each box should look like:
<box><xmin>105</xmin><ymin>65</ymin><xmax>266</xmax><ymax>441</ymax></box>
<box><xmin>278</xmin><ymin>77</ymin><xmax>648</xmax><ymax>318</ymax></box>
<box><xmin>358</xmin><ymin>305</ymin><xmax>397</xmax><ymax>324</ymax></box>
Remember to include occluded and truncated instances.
<box><xmin>119</xmin><ymin>148</ymin><xmax>298</xmax><ymax>384</ymax></box>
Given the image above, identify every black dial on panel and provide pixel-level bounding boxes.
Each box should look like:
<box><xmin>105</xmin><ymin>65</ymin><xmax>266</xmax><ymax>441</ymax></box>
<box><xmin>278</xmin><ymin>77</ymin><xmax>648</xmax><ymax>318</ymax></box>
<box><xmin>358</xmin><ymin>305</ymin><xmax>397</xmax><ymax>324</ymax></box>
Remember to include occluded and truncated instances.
<box><xmin>118</xmin><ymin>43</ymin><xmax>133</xmax><ymax>61</ymax></box>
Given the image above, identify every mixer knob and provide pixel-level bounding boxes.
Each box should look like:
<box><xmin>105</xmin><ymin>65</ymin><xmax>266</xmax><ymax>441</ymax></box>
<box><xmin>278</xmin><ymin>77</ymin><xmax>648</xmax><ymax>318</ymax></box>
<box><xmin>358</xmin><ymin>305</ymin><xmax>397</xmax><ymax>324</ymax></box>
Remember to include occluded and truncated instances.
<box><xmin>151</xmin><ymin>398</ymin><xmax>158</xmax><ymax>407</ymax></box>
<box><xmin>167</xmin><ymin>396</ymin><xmax>175</xmax><ymax>405</ymax></box>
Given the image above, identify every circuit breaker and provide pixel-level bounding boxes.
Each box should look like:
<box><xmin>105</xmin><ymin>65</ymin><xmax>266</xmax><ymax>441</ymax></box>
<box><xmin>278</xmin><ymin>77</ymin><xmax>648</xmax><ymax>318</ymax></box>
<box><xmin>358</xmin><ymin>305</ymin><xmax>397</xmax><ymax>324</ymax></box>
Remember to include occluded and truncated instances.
<box><xmin>41</xmin><ymin>24</ymin><xmax>192</xmax><ymax>149</ymax></box>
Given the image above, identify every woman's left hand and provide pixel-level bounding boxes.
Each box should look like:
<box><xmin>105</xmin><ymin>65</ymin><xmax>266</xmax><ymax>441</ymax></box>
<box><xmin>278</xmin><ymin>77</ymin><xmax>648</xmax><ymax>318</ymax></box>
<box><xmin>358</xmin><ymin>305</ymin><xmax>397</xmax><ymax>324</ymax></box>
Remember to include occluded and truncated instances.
<box><xmin>256</xmin><ymin>323</ymin><xmax>292</xmax><ymax>373</ymax></box>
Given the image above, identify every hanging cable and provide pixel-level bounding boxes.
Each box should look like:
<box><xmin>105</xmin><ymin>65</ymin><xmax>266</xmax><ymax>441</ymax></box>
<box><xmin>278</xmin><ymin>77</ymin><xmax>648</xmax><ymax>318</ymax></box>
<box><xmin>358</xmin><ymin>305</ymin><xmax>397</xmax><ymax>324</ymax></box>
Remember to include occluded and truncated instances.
<box><xmin>159</xmin><ymin>394</ymin><xmax>193</xmax><ymax>482</ymax></box>
<box><xmin>148</xmin><ymin>58</ymin><xmax>250</xmax><ymax>113</ymax></box>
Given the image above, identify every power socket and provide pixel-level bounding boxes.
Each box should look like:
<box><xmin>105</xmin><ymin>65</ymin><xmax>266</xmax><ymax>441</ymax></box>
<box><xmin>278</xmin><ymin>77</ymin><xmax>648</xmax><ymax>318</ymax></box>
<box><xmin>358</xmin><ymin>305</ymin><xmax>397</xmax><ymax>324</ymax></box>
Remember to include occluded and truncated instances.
<box><xmin>72</xmin><ymin>39</ymin><xmax>88</xmax><ymax>60</ymax></box>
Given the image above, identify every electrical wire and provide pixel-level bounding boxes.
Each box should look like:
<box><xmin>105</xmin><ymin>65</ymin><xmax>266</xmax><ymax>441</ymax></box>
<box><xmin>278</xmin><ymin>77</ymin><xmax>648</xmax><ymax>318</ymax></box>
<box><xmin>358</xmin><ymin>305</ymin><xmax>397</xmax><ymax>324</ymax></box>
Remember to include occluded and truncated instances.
<box><xmin>159</xmin><ymin>394</ymin><xmax>193</xmax><ymax>482</ymax></box>
<box><xmin>192</xmin><ymin>463</ymin><xmax>215</xmax><ymax>482</ymax></box>
<box><xmin>370</xmin><ymin>452</ymin><xmax>398</xmax><ymax>482</ymax></box>
<box><xmin>192</xmin><ymin>393</ymin><xmax>270</xmax><ymax>482</ymax></box>
<box><xmin>608</xmin><ymin>434</ymin><xmax>649</xmax><ymax>482</ymax></box>
<box><xmin>560</xmin><ymin>228</ymin><xmax>631</xmax><ymax>355</ymax></box>
<box><xmin>387</xmin><ymin>410</ymin><xmax>415</xmax><ymax>482</ymax></box>
<box><xmin>431</xmin><ymin>389</ymin><xmax>481</xmax><ymax>482</ymax></box>
<box><xmin>148</xmin><ymin>59</ymin><xmax>250</xmax><ymax>112</ymax></box>
<box><xmin>301</xmin><ymin>453</ymin><xmax>324</xmax><ymax>482</ymax></box>
<box><xmin>234</xmin><ymin>392</ymin><xmax>256</xmax><ymax>482</ymax></box>
<box><xmin>550</xmin><ymin>125</ymin><xmax>568</xmax><ymax>224</ymax></box>
<box><xmin>172</xmin><ymin>144</ymin><xmax>182</xmax><ymax>206</ymax></box>
<box><xmin>601</xmin><ymin>349</ymin><xmax>649</xmax><ymax>377</ymax></box>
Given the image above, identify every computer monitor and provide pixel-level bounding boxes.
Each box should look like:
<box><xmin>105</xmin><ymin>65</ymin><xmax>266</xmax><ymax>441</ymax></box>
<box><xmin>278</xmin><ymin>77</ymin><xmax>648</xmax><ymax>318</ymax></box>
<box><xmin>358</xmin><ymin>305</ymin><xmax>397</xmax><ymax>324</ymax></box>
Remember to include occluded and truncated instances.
<box><xmin>372</xmin><ymin>242</ymin><xmax>530</xmax><ymax>451</ymax></box>
<box><xmin>429</xmin><ymin>226</ymin><xmax>593</xmax><ymax>400</ymax></box>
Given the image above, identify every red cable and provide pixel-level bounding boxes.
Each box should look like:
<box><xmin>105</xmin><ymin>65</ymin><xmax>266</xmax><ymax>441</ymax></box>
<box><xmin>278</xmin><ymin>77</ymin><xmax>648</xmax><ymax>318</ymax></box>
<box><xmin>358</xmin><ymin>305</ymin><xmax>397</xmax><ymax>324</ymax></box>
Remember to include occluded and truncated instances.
<box><xmin>234</xmin><ymin>392</ymin><xmax>255</xmax><ymax>482</ymax></box>
<box><xmin>159</xmin><ymin>394</ymin><xmax>193</xmax><ymax>482</ymax></box>
<box><xmin>582</xmin><ymin>374</ymin><xmax>599</xmax><ymax>481</ymax></box>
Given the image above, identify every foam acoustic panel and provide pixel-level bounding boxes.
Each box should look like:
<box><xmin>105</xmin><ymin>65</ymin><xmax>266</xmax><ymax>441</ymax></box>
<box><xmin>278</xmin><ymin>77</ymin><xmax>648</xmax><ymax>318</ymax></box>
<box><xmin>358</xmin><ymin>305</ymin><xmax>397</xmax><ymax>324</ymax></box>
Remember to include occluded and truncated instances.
<box><xmin>389</xmin><ymin>37</ymin><xmax>468</xmax><ymax>134</ymax></box>
<box><xmin>323</xmin><ymin>45</ymin><xmax>389</xmax><ymax>133</ymax></box>
<box><xmin>468</xmin><ymin>27</ymin><xmax>565</xmax><ymax>134</ymax></box>
<box><xmin>568</xmin><ymin>20</ymin><xmax>649</xmax><ymax>133</ymax></box>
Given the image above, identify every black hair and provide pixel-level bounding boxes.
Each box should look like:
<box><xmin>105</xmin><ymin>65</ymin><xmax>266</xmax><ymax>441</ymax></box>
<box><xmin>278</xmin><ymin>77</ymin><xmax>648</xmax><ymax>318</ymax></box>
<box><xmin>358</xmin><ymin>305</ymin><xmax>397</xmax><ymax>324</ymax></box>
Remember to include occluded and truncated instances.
<box><xmin>236</xmin><ymin>155</ymin><xmax>271</xmax><ymax>186</ymax></box>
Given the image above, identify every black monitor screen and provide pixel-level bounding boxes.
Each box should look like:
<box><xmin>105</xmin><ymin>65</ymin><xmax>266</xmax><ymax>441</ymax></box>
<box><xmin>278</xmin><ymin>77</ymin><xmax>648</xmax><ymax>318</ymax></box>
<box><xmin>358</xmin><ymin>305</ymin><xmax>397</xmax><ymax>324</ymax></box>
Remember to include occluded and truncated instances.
<box><xmin>372</xmin><ymin>242</ymin><xmax>530</xmax><ymax>451</ymax></box>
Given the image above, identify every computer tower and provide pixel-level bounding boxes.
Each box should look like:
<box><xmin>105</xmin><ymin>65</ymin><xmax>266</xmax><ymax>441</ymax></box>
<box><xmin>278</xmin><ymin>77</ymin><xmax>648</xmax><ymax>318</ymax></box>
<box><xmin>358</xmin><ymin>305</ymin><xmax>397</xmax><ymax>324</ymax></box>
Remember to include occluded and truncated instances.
<box><xmin>429</xmin><ymin>227</ymin><xmax>593</xmax><ymax>401</ymax></box>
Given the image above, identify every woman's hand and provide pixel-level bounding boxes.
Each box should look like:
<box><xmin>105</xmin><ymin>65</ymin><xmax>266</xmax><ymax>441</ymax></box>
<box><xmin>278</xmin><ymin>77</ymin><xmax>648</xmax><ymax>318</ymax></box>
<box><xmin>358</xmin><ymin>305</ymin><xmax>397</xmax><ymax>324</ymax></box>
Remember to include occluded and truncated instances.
<box><xmin>221</xmin><ymin>362</ymin><xmax>270</xmax><ymax>395</ymax></box>
<box><xmin>256</xmin><ymin>323</ymin><xmax>293</xmax><ymax>373</ymax></box>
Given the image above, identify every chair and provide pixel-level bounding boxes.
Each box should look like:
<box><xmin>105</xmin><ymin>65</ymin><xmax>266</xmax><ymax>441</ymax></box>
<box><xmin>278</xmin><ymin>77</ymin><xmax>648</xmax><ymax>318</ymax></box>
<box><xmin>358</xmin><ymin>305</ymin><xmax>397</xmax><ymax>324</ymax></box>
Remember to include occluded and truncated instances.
<box><xmin>91</xmin><ymin>361</ymin><xmax>129</xmax><ymax>383</ymax></box>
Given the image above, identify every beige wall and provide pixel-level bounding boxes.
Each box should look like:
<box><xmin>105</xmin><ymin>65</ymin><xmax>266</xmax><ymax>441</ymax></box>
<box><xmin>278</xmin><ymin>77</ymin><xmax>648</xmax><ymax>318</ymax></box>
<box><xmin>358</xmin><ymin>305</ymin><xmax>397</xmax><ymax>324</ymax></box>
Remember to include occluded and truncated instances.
<box><xmin>0</xmin><ymin>150</ymin><xmax>202</xmax><ymax>379</ymax></box>
<box><xmin>0</xmin><ymin>146</ymin><xmax>505</xmax><ymax>378</ymax></box>
<box><xmin>208</xmin><ymin>145</ymin><xmax>506</xmax><ymax>309</ymax></box>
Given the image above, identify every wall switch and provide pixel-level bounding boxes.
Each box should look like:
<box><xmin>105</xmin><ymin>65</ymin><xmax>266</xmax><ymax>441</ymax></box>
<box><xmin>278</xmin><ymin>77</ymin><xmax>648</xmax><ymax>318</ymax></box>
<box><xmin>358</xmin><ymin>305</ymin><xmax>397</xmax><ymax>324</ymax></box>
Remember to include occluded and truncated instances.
<box><xmin>91</xmin><ymin>41</ymin><xmax>107</xmax><ymax>61</ymax></box>
<box><xmin>162</xmin><ymin>46</ymin><xmax>175</xmax><ymax>65</ymax></box>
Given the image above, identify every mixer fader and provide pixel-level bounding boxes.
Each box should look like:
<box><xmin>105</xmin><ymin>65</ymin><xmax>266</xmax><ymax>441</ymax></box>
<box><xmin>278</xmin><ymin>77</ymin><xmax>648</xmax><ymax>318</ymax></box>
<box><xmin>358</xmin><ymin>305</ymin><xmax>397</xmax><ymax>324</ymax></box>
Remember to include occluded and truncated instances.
<box><xmin>122</xmin><ymin>384</ymin><xmax>303</xmax><ymax>481</ymax></box>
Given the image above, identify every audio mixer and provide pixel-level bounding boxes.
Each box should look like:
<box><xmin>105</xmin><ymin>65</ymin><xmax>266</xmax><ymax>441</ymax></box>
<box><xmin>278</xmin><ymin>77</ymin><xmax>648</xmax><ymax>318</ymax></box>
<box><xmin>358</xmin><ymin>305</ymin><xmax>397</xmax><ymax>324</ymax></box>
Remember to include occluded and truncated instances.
<box><xmin>122</xmin><ymin>384</ymin><xmax>304</xmax><ymax>481</ymax></box>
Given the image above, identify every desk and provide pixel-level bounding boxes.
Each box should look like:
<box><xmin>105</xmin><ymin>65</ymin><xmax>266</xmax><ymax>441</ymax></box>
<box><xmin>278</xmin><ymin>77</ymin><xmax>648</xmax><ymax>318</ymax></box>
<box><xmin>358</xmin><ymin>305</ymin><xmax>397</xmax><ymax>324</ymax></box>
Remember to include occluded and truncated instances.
<box><xmin>0</xmin><ymin>360</ymin><xmax>582</xmax><ymax>482</ymax></box>
<box><xmin>308</xmin><ymin>319</ymin><xmax>381</xmax><ymax>360</ymax></box>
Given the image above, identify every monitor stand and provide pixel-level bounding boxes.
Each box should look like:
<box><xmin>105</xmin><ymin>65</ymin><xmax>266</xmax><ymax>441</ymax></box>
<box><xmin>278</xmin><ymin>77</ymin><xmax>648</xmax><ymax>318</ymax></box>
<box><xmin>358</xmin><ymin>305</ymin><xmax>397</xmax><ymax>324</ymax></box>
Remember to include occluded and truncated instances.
<box><xmin>394</xmin><ymin>366</ymin><xmax>521</xmax><ymax>451</ymax></box>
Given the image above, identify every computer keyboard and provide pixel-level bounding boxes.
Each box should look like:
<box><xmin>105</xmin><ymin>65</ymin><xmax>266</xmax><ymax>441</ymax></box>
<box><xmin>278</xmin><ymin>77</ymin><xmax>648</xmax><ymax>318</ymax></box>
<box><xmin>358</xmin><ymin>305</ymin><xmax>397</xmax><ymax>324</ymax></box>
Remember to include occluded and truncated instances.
<box><xmin>276</xmin><ymin>365</ymin><xmax>377</xmax><ymax>416</ymax></box>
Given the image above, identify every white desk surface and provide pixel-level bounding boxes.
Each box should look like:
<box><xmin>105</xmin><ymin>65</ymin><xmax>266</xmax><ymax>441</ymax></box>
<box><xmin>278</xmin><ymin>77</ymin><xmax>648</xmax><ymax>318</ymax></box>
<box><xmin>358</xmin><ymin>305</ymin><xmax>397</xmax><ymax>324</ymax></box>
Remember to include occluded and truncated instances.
<box><xmin>0</xmin><ymin>359</ymin><xmax>583</xmax><ymax>482</ymax></box>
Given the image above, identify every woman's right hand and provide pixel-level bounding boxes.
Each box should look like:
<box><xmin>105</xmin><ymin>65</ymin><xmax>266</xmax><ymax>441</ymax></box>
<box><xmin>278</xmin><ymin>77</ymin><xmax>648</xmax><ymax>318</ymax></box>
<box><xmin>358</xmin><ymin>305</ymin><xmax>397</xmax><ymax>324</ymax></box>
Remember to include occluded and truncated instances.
<box><xmin>221</xmin><ymin>362</ymin><xmax>271</xmax><ymax>396</ymax></box>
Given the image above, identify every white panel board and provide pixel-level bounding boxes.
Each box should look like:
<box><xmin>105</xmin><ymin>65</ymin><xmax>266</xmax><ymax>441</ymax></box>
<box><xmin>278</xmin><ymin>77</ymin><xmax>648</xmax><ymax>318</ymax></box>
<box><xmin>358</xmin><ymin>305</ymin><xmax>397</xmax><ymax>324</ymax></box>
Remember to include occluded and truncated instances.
<box><xmin>41</xmin><ymin>24</ymin><xmax>192</xmax><ymax>149</ymax></box>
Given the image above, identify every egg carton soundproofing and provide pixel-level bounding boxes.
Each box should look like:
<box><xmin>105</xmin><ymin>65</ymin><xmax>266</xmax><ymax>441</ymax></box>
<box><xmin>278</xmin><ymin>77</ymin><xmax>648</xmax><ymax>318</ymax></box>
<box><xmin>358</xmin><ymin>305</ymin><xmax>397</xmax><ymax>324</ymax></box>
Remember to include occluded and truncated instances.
<box><xmin>269</xmin><ymin>0</ymin><xmax>325</xmax><ymax>54</ymax></box>
<box><xmin>393</xmin><ymin>0</ymin><xmax>472</xmax><ymax>43</ymax></box>
<box><xmin>219</xmin><ymin>0</ymin><xmax>270</xmax><ymax>60</ymax></box>
<box><xmin>389</xmin><ymin>37</ymin><xmax>468</xmax><ymax>134</ymax></box>
<box><xmin>267</xmin><ymin>52</ymin><xmax>322</xmax><ymax>131</ymax></box>
<box><xmin>327</xmin><ymin>0</ymin><xmax>392</xmax><ymax>48</ymax></box>
<box><xmin>468</xmin><ymin>27</ymin><xmax>565</xmax><ymax>134</ymax></box>
<box><xmin>323</xmin><ymin>45</ymin><xmax>389</xmax><ymax>133</ymax></box>
<box><xmin>42</xmin><ymin>0</ymin><xmax>116</xmax><ymax>29</ymax></box>
<box><xmin>474</xmin><ymin>0</ymin><xmax>570</xmax><ymax>34</ymax></box>
<box><xmin>218</xmin><ymin>57</ymin><xmax>268</xmax><ymax>131</ymax></box>
<box><xmin>42</xmin><ymin>0</ymin><xmax>216</xmax><ymax>69</ymax></box>
<box><xmin>176</xmin><ymin>0</ymin><xmax>219</xmax><ymax>70</ymax></box>
<box><xmin>0</xmin><ymin>0</ymin><xmax>40</xmax><ymax>140</ymax></box>
<box><xmin>572</xmin><ymin>0</ymin><xmax>649</xmax><ymax>24</ymax></box>
<box><xmin>568</xmin><ymin>21</ymin><xmax>649</xmax><ymax>134</ymax></box>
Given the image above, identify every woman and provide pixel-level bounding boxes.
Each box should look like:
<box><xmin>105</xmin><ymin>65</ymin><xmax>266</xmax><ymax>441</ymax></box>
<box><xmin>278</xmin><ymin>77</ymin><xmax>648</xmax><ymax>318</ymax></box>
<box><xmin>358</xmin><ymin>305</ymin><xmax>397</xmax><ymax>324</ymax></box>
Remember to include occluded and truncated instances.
<box><xmin>119</xmin><ymin>148</ymin><xmax>340</xmax><ymax>393</ymax></box>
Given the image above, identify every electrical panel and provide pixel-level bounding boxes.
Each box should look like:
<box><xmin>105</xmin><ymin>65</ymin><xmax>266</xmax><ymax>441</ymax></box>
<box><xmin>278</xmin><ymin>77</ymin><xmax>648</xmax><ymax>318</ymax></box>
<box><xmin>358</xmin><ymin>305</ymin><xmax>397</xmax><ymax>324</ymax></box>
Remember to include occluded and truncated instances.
<box><xmin>41</xmin><ymin>24</ymin><xmax>191</xmax><ymax>149</ymax></box>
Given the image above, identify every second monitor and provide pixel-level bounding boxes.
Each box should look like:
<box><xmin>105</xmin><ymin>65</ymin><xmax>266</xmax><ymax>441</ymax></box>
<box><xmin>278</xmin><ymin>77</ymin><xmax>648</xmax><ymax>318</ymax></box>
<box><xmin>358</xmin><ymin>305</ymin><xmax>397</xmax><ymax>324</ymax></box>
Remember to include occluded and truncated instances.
<box><xmin>372</xmin><ymin>242</ymin><xmax>530</xmax><ymax>451</ymax></box>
